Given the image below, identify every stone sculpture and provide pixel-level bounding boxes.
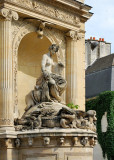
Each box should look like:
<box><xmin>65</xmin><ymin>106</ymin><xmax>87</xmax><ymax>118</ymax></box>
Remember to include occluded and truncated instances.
<box><xmin>25</xmin><ymin>44</ymin><xmax>67</xmax><ymax>111</ymax></box>
<box><xmin>15</xmin><ymin>44</ymin><xmax>96</xmax><ymax>132</ymax></box>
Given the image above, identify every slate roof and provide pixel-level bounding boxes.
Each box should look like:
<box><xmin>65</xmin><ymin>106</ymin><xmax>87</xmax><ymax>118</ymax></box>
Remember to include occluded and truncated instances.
<box><xmin>86</xmin><ymin>54</ymin><xmax>114</xmax><ymax>75</ymax></box>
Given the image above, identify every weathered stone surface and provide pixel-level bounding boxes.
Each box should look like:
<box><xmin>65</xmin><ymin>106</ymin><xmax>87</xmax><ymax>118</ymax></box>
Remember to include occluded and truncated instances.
<box><xmin>15</xmin><ymin>101</ymin><xmax>96</xmax><ymax>132</ymax></box>
<box><xmin>0</xmin><ymin>0</ymin><xmax>94</xmax><ymax>160</ymax></box>
<box><xmin>0</xmin><ymin>128</ymin><xmax>97</xmax><ymax>160</ymax></box>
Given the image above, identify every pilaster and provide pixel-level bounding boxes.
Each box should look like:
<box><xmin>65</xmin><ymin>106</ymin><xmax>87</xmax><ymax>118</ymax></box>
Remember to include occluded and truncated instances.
<box><xmin>66</xmin><ymin>30</ymin><xmax>85</xmax><ymax>110</ymax></box>
<box><xmin>0</xmin><ymin>8</ymin><xmax>18</xmax><ymax>131</ymax></box>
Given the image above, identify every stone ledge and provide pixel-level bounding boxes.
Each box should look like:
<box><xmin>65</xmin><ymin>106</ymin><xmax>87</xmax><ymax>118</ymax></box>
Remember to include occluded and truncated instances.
<box><xmin>17</xmin><ymin>128</ymin><xmax>96</xmax><ymax>137</ymax></box>
<box><xmin>0</xmin><ymin>128</ymin><xmax>97</xmax><ymax>149</ymax></box>
<box><xmin>0</xmin><ymin>128</ymin><xmax>97</xmax><ymax>138</ymax></box>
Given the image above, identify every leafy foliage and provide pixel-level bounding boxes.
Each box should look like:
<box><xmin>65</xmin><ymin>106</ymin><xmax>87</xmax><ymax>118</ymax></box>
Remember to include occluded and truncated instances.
<box><xmin>67</xmin><ymin>103</ymin><xmax>79</xmax><ymax>109</ymax></box>
<box><xmin>86</xmin><ymin>91</ymin><xmax>114</xmax><ymax>160</ymax></box>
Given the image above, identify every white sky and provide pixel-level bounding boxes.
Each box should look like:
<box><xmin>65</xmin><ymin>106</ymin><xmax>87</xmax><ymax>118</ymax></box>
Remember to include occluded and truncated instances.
<box><xmin>85</xmin><ymin>0</ymin><xmax>114</xmax><ymax>53</ymax></box>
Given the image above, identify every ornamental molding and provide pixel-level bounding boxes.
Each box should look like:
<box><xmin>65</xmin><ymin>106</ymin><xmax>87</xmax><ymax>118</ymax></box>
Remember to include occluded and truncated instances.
<box><xmin>4</xmin><ymin>0</ymin><xmax>81</xmax><ymax>27</ymax></box>
<box><xmin>66</xmin><ymin>30</ymin><xmax>83</xmax><ymax>41</ymax></box>
<box><xmin>0</xmin><ymin>118</ymin><xmax>14</xmax><ymax>126</ymax></box>
<box><xmin>0</xmin><ymin>8</ymin><xmax>18</xmax><ymax>21</ymax></box>
<box><xmin>12</xmin><ymin>21</ymin><xmax>37</xmax><ymax>110</ymax></box>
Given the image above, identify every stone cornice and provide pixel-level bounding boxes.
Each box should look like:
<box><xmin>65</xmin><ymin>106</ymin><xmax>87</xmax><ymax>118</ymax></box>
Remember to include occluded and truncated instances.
<box><xmin>0</xmin><ymin>129</ymin><xmax>97</xmax><ymax>149</ymax></box>
<box><xmin>2</xmin><ymin>0</ymin><xmax>92</xmax><ymax>12</ymax></box>
<box><xmin>0</xmin><ymin>0</ymin><xmax>92</xmax><ymax>30</ymax></box>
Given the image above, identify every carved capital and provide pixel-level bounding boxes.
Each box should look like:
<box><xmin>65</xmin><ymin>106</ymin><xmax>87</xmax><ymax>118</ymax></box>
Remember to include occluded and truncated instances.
<box><xmin>66</xmin><ymin>30</ymin><xmax>82</xmax><ymax>41</ymax></box>
<box><xmin>0</xmin><ymin>8</ymin><xmax>19</xmax><ymax>21</ymax></box>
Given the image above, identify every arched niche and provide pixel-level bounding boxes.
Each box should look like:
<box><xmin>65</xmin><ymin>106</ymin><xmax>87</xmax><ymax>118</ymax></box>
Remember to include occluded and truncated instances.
<box><xmin>17</xmin><ymin>32</ymin><xmax>57</xmax><ymax>117</ymax></box>
<box><xmin>12</xmin><ymin>22</ymin><xmax>64</xmax><ymax>117</ymax></box>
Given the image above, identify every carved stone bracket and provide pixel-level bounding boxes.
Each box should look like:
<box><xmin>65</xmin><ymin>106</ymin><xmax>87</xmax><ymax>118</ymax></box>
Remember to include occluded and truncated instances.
<box><xmin>89</xmin><ymin>137</ymin><xmax>97</xmax><ymax>147</ymax></box>
<box><xmin>73</xmin><ymin>137</ymin><xmax>78</xmax><ymax>146</ymax></box>
<box><xmin>9</xmin><ymin>135</ymin><xmax>97</xmax><ymax>148</ymax></box>
<box><xmin>28</xmin><ymin>137</ymin><xmax>34</xmax><ymax>146</ymax></box>
<box><xmin>0</xmin><ymin>139</ymin><xmax>14</xmax><ymax>149</ymax></box>
<box><xmin>66</xmin><ymin>30</ymin><xmax>82</xmax><ymax>41</ymax></box>
<box><xmin>0</xmin><ymin>8</ymin><xmax>19</xmax><ymax>21</ymax></box>
<box><xmin>36</xmin><ymin>21</ymin><xmax>46</xmax><ymax>39</ymax></box>
<box><xmin>43</xmin><ymin>137</ymin><xmax>50</xmax><ymax>145</ymax></box>
<box><xmin>80</xmin><ymin>137</ymin><xmax>88</xmax><ymax>146</ymax></box>
<box><xmin>15</xmin><ymin>138</ymin><xmax>21</xmax><ymax>148</ymax></box>
<box><xmin>59</xmin><ymin>137</ymin><xmax>65</xmax><ymax>145</ymax></box>
<box><xmin>89</xmin><ymin>137</ymin><xmax>95</xmax><ymax>147</ymax></box>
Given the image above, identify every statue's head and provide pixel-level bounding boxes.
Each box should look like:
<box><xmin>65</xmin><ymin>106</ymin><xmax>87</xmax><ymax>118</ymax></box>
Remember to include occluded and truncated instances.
<box><xmin>49</xmin><ymin>44</ymin><xmax>59</xmax><ymax>54</ymax></box>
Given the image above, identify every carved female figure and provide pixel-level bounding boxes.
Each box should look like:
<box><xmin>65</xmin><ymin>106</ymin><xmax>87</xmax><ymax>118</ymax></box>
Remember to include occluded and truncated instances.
<box><xmin>25</xmin><ymin>44</ymin><xmax>67</xmax><ymax>111</ymax></box>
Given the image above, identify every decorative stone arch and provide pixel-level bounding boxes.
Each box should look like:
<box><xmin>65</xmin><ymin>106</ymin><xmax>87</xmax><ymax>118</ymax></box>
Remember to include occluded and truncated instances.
<box><xmin>12</xmin><ymin>21</ymin><xmax>64</xmax><ymax>114</ymax></box>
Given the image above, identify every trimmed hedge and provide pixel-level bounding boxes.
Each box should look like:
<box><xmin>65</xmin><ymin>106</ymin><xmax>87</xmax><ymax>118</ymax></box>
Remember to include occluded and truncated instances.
<box><xmin>86</xmin><ymin>91</ymin><xmax>114</xmax><ymax>160</ymax></box>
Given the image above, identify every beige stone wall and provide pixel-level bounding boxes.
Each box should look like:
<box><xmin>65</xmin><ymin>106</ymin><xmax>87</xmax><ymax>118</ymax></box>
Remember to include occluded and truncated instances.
<box><xmin>0</xmin><ymin>128</ymin><xmax>97</xmax><ymax>160</ymax></box>
<box><xmin>0</xmin><ymin>143</ymin><xmax>94</xmax><ymax>160</ymax></box>
<box><xmin>0</xmin><ymin>149</ymin><xmax>18</xmax><ymax>160</ymax></box>
<box><xmin>0</xmin><ymin>128</ymin><xmax>96</xmax><ymax>160</ymax></box>
<box><xmin>19</xmin><ymin>147</ymin><xmax>93</xmax><ymax>160</ymax></box>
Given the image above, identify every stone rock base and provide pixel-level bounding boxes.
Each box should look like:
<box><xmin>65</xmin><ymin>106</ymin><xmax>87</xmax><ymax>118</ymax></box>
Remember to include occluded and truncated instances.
<box><xmin>0</xmin><ymin>129</ymin><xmax>97</xmax><ymax>160</ymax></box>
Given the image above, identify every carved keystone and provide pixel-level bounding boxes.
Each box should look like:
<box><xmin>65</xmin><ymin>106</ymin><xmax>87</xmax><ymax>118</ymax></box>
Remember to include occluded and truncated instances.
<box><xmin>37</xmin><ymin>21</ymin><xmax>46</xmax><ymax>39</ymax></box>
